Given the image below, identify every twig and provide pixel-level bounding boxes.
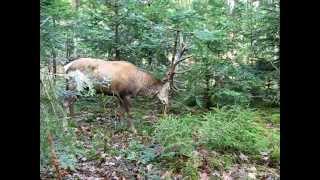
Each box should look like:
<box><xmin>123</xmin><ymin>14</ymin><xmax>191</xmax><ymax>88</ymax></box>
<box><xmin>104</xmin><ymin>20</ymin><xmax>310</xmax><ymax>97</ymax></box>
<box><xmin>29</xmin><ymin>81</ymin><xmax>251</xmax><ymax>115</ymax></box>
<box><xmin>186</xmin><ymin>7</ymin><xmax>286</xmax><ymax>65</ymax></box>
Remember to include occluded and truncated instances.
<box><xmin>40</xmin><ymin>17</ymin><xmax>51</xmax><ymax>27</ymax></box>
<box><xmin>269</xmin><ymin>60</ymin><xmax>280</xmax><ymax>73</ymax></box>
<box><xmin>175</xmin><ymin>67</ymin><xmax>193</xmax><ymax>74</ymax></box>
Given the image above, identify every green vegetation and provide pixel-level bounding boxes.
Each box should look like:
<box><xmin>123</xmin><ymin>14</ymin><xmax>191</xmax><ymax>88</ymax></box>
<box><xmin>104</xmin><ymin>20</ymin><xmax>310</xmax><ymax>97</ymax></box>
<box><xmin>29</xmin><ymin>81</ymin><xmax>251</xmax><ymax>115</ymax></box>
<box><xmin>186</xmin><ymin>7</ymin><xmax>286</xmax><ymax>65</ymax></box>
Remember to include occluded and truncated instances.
<box><xmin>41</xmin><ymin>0</ymin><xmax>279</xmax><ymax>179</ymax></box>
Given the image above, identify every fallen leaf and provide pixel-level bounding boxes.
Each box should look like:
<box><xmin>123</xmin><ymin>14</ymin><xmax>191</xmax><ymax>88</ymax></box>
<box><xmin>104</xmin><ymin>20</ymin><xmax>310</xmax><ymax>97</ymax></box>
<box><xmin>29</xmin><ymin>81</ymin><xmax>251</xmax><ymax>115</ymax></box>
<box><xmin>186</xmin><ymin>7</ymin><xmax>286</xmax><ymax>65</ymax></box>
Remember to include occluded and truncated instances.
<box><xmin>200</xmin><ymin>172</ymin><xmax>209</xmax><ymax>180</ymax></box>
<box><xmin>248</xmin><ymin>166</ymin><xmax>257</xmax><ymax>172</ymax></box>
<box><xmin>212</xmin><ymin>170</ymin><xmax>220</xmax><ymax>177</ymax></box>
<box><xmin>146</xmin><ymin>164</ymin><xmax>153</xmax><ymax>172</ymax></box>
<box><xmin>239</xmin><ymin>153</ymin><xmax>248</xmax><ymax>161</ymax></box>
<box><xmin>263</xmin><ymin>156</ymin><xmax>269</xmax><ymax>161</ymax></box>
<box><xmin>161</xmin><ymin>171</ymin><xmax>172</xmax><ymax>179</ymax></box>
<box><xmin>222</xmin><ymin>172</ymin><xmax>233</xmax><ymax>180</ymax></box>
<box><xmin>107</xmin><ymin>162</ymin><xmax>116</xmax><ymax>166</ymax></box>
<box><xmin>248</xmin><ymin>172</ymin><xmax>256</xmax><ymax>179</ymax></box>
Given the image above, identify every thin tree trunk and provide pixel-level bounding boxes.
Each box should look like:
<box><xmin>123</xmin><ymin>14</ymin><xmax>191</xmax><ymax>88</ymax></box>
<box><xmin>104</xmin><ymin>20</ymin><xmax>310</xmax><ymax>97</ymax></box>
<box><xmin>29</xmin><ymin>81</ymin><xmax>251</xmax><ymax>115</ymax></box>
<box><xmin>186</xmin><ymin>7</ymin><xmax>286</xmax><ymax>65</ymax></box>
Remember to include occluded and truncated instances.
<box><xmin>66</xmin><ymin>36</ymin><xmax>74</xmax><ymax>63</ymax></box>
<box><xmin>114</xmin><ymin>2</ymin><xmax>120</xmax><ymax>60</ymax></box>
<box><xmin>203</xmin><ymin>60</ymin><xmax>211</xmax><ymax>109</ymax></box>
<box><xmin>115</xmin><ymin>22</ymin><xmax>120</xmax><ymax>59</ymax></box>
<box><xmin>52</xmin><ymin>19</ymin><xmax>57</xmax><ymax>81</ymax></box>
<box><xmin>52</xmin><ymin>48</ymin><xmax>57</xmax><ymax>80</ymax></box>
<box><xmin>48</xmin><ymin>59</ymin><xmax>52</xmax><ymax>73</ymax></box>
<box><xmin>72</xmin><ymin>0</ymin><xmax>80</xmax><ymax>10</ymax></box>
<box><xmin>70</xmin><ymin>0</ymin><xmax>79</xmax><ymax>60</ymax></box>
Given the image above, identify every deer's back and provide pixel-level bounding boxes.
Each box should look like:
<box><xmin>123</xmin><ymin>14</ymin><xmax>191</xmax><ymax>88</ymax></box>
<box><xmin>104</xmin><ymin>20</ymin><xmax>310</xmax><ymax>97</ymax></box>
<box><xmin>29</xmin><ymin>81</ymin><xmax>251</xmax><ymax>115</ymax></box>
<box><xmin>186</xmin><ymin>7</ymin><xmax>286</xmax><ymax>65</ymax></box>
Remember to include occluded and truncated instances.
<box><xmin>65</xmin><ymin>58</ymin><xmax>143</xmax><ymax>96</ymax></box>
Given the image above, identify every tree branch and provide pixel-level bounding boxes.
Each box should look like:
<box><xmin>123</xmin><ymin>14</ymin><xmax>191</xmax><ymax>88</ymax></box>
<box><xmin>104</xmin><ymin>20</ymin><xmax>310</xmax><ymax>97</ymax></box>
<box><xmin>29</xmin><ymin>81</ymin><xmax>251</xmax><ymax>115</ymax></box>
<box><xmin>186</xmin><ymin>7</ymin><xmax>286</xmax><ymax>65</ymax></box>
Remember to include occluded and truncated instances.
<box><xmin>175</xmin><ymin>67</ymin><xmax>193</xmax><ymax>74</ymax></box>
<box><xmin>174</xmin><ymin>55</ymin><xmax>192</xmax><ymax>66</ymax></box>
<box><xmin>40</xmin><ymin>17</ymin><xmax>51</xmax><ymax>27</ymax></box>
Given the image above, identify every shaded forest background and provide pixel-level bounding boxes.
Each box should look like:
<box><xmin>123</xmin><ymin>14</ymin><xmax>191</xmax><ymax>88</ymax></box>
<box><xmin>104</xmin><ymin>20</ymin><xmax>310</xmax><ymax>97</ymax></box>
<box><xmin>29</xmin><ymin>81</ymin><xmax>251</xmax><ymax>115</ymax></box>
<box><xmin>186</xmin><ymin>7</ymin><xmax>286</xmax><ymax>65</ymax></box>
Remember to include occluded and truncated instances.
<box><xmin>40</xmin><ymin>0</ymin><xmax>279</xmax><ymax>179</ymax></box>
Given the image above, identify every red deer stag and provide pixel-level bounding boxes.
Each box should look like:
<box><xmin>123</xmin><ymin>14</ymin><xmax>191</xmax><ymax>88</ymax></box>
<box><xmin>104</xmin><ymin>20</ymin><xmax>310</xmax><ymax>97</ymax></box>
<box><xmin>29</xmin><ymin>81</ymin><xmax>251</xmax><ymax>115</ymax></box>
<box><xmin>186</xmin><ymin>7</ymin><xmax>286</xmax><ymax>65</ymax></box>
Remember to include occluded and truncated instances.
<box><xmin>63</xmin><ymin>39</ymin><xmax>190</xmax><ymax>133</ymax></box>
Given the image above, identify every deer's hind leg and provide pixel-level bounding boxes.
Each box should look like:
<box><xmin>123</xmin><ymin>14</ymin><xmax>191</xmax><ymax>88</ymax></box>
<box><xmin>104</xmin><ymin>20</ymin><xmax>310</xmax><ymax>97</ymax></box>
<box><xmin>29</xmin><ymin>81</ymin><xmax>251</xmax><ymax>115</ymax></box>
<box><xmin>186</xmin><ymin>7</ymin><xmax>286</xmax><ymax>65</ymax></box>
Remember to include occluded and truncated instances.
<box><xmin>115</xmin><ymin>95</ymin><xmax>126</xmax><ymax>120</ymax></box>
<box><xmin>122</xmin><ymin>96</ymin><xmax>136</xmax><ymax>133</ymax></box>
<box><xmin>63</xmin><ymin>78</ymin><xmax>77</xmax><ymax>116</ymax></box>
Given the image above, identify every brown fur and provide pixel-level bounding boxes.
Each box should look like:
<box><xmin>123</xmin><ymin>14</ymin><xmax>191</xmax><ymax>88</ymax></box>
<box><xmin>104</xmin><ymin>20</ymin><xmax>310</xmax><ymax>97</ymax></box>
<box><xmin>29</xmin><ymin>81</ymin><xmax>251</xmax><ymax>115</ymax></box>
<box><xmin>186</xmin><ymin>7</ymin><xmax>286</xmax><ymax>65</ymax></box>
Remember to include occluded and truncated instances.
<box><xmin>66</xmin><ymin>58</ymin><xmax>163</xmax><ymax>97</ymax></box>
<box><xmin>64</xmin><ymin>58</ymin><xmax>166</xmax><ymax>133</ymax></box>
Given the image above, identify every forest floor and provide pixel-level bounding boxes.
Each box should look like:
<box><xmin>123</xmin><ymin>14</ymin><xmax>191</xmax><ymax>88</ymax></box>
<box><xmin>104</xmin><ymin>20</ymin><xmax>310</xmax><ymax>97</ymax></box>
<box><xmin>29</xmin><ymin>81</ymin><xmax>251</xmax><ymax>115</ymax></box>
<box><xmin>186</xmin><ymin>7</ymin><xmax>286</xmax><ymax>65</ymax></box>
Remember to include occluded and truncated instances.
<box><xmin>41</xmin><ymin>97</ymin><xmax>280</xmax><ymax>180</ymax></box>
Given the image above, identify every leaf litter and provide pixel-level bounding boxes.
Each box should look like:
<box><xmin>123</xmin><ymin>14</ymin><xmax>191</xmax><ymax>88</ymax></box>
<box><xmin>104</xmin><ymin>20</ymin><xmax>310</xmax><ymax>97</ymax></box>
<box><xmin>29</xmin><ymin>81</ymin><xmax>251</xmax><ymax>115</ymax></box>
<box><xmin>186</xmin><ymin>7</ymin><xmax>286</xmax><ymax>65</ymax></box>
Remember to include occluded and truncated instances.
<box><xmin>41</xmin><ymin>106</ymin><xmax>280</xmax><ymax>179</ymax></box>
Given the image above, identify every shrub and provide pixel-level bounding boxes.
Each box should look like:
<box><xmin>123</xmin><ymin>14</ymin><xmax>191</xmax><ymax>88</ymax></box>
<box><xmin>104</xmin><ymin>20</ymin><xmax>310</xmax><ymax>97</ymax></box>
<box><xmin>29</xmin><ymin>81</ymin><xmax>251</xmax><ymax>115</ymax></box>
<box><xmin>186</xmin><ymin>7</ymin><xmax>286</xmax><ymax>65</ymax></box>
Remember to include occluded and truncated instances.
<box><xmin>154</xmin><ymin>106</ymin><xmax>275</xmax><ymax>156</ymax></box>
<box><xmin>211</xmin><ymin>89</ymin><xmax>250</xmax><ymax>106</ymax></box>
<box><xmin>153</xmin><ymin>115</ymin><xmax>200</xmax><ymax>158</ymax></box>
<box><xmin>199</xmin><ymin>106</ymin><xmax>270</xmax><ymax>154</ymax></box>
<box><xmin>40</xmin><ymin>72</ymin><xmax>78</xmax><ymax>171</ymax></box>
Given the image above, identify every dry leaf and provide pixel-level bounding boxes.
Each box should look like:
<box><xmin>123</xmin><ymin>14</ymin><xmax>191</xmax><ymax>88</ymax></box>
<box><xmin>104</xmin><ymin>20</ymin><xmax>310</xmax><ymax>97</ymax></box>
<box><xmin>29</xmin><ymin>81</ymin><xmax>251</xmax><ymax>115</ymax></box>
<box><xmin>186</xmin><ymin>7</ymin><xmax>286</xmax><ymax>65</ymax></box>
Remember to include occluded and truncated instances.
<box><xmin>239</xmin><ymin>153</ymin><xmax>248</xmax><ymax>161</ymax></box>
<box><xmin>248</xmin><ymin>172</ymin><xmax>256</xmax><ymax>179</ymax></box>
<box><xmin>222</xmin><ymin>172</ymin><xmax>233</xmax><ymax>180</ymax></box>
<box><xmin>200</xmin><ymin>172</ymin><xmax>209</xmax><ymax>180</ymax></box>
<box><xmin>161</xmin><ymin>171</ymin><xmax>172</xmax><ymax>179</ymax></box>
<box><xmin>146</xmin><ymin>164</ymin><xmax>153</xmax><ymax>172</ymax></box>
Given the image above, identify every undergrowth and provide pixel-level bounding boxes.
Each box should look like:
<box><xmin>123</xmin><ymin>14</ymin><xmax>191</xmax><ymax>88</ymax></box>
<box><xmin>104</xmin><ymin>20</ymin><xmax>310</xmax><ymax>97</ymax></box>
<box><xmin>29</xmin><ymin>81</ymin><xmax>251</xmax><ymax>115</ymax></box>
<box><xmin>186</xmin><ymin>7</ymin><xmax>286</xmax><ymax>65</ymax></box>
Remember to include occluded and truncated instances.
<box><xmin>152</xmin><ymin>105</ymin><xmax>280</xmax><ymax>177</ymax></box>
<box><xmin>40</xmin><ymin>72</ymin><xmax>79</xmax><ymax>172</ymax></box>
<box><xmin>40</xmin><ymin>74</ymin><xmax>279</xmax><ymax>179</ymax></box>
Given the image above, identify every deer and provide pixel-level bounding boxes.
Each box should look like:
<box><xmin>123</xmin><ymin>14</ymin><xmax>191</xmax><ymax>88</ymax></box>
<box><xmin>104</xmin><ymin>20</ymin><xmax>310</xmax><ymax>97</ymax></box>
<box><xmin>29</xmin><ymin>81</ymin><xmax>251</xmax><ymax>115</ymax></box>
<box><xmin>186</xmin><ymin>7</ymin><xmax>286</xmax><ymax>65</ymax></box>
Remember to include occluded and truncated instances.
<box><xmin>63</xmin><ymin>31</ymin><xmax>191</xmax><ymax>133</ymax></box>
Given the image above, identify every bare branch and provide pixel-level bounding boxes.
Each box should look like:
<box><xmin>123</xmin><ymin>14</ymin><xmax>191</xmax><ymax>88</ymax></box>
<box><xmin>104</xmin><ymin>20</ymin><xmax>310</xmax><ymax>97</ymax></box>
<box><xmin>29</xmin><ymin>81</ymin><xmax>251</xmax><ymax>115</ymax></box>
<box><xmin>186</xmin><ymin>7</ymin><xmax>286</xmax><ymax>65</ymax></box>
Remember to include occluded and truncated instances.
<box><xmin>174</xmin><ymin>79</ymin><xmax>185</xmax><ymax>84</ymax></box>
<box><xmin>175</xmin><ymin>67</ymin><xmax>193</xmax><ymax>74</ymax></box>
<box><xmin>174</xmin><ymin>55</ymin><xmax>192</xmax><ymax>66</ymax></box>
<box><xmin>171</xmin><ymin>30</ymin><xmax>180</xmax><ymax>65</ymax></box>
<box><xmin>40</xmin><ymin>17</ymin><xmax>51</xmax><ymax>27</ymax></box>
<box><xmin>269</xmin><ymin>60</ymin><xmax>280</xmax><ymax>73</ymax></box>
<box><xmin>172</xmin><ymin>84</ymin><xmax>185</xmax><ymax>92</ymax></box>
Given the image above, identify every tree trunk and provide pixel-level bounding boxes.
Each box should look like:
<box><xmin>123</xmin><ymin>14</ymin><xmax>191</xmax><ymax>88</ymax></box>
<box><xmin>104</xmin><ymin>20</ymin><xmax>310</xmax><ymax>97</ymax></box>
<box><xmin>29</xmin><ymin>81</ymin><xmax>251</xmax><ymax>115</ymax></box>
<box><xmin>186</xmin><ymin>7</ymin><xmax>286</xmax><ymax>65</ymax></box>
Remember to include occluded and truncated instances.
<box><xmin>115</xmin><ymin>21</ymin><xmax>120</xmax><ymax>59</ymax></box>
<box><xmin>52</xmin><ymin>18</ymin><xmax>57</xmax><ymax>81</ymax></box>
<box><xmin>66</xmin><ymin>36</ymin><xmax>75</xmax><ymax>63</ymax></box>
<box><xmin>51</xmin><ymin>48</ymin><xmax>57</xmax><ymax>80</ymax></box>
<box><xmin>114</xmin><ymin>1</ymin><xmax>120</xmax><ymax>60</ymax></box>
<box><xmin>203</xmin><ymin>62</ymin><xmax>211</xmax><ymax>109</ymax></box>
<box><xmin>72</xmin><ymin>0</ymin><xmax>80</xmax><ymax>9</ymax></box>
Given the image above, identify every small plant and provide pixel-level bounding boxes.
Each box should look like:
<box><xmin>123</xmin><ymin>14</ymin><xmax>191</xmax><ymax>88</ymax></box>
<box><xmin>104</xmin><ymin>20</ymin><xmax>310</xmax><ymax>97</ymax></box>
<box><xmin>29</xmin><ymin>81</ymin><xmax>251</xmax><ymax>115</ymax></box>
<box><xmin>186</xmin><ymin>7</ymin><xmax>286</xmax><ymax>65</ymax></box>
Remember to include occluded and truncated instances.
<box><xmin>122</xmin><ymin>140</ymin><xmax>158</xmax><ymax>165</ymax></box>
<box><xmin>181</xmin><ymin>151</ymin><xmax>202</xmax><ymax>179</ymax></box>
<box><xmin>208</xmin><ymin>154</ymin><xmax>235</xmax><ymax>171</ymax></box>
<box><xmin>199</xmin><ymin>106</ymin><xmax>270</xmax><ymax>154</ymax></box>
<box><xmin>153</xmin><ymin>115</ymin><xmax>200</xmax><ymax>158</ymax></box>
<box><xmin>212</xmin><ymin>89</ymin><xmax>250</xmax><ymax>106</ymax></box>
<box><xmin>270</xmin><ymin>145</ymin><xmax>280</xmax><ymax>165</ymax></box>
<box><xmin>40</xmin><ymin>72</ymin><xmax>78</xmax><ymax>171</ymax></box>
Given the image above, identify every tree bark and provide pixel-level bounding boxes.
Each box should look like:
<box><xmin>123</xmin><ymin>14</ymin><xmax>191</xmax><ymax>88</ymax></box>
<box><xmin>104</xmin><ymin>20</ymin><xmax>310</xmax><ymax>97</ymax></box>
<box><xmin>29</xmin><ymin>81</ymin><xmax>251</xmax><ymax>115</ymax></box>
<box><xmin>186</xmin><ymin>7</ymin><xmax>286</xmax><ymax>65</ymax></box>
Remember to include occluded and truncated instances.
<box><xmin>72</xmin><ymin>0</ymin><xmax>80</xmax><ymax>10</ymax></box>
<box><xmin>114</xmin><ymin>1</ymin><xmax>120</xmax><ymax>60</ymax></box>
<box><xmin>52</xmin><ymin>48</ymin><xmax>57</xmax><ymax>80</ymax></box>
<box><xmin>203</xmin><ymin>61</ymin><xmax>211</xmax><ymax>109</ymax></box>
<box><xmin>52</xmin><ymin>19</ymin><xmax>57</xmax><ymax>81</ymax></box>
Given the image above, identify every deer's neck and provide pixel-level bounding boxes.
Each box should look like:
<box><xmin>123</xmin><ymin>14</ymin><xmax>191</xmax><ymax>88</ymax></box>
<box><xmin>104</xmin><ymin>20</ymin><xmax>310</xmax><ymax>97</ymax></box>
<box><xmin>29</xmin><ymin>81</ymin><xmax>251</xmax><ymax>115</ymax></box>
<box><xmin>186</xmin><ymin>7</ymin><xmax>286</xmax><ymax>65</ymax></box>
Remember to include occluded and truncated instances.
<box><xmin>136</xmin><ymin>71</ymin><xmax>163</xmax><ymax>97</ymax></box>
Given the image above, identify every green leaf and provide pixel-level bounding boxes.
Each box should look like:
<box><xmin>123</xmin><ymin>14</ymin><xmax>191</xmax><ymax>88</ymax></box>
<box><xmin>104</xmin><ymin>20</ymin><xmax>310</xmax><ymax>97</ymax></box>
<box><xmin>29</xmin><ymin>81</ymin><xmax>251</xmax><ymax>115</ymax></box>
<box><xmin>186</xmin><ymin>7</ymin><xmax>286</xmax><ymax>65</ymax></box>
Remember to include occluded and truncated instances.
<box><xmin>194</xmin><ymin>30</ymin><xmax>216</xmax><ymax>41</ymax></box>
